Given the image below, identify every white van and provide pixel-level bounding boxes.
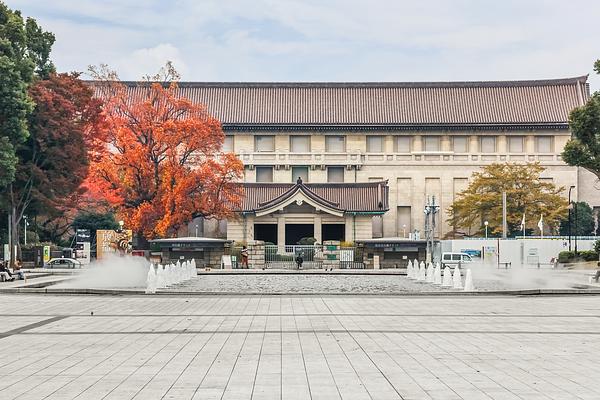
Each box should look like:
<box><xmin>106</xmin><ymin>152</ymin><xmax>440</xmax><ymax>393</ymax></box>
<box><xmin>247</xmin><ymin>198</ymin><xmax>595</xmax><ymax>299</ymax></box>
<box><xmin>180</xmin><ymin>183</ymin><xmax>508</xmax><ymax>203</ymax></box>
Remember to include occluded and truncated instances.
<box><xmin>441</xmin><ymin>252</ymin><xmax>473</xmax><ymax>267</ymax></box>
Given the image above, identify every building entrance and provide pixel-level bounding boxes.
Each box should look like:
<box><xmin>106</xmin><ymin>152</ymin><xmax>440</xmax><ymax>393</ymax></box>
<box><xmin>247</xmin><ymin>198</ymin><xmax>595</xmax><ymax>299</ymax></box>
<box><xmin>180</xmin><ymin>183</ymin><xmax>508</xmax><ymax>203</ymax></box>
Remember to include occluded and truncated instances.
<box><xmin>322</xmin><ymin>224</ymin><xmax>345</xmax><ymax>242</ymax></box>
<box><xmin>285</xmin><ymin>224</ymin><xmax>314</xmax><ymax>245</ymax></box>
<box><xmin>254</xmin><ymin>224</ymin><xmax>277</xmax><ymax>244</ymax></box>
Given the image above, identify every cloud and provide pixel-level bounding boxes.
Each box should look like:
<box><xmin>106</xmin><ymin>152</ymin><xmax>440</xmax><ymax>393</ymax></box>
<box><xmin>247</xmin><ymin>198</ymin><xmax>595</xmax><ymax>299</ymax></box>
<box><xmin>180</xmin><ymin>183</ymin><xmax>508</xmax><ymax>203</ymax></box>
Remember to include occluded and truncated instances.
<box><xmin>7</xmin><ymin>0</ymin><xmax>600</xmax><ymax>90</ymax></box>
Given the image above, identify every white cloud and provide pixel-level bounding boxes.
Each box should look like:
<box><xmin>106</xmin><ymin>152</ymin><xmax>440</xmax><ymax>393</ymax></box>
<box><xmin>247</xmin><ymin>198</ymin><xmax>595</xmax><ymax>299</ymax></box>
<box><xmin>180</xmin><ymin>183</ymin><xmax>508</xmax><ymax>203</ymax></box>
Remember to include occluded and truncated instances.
<box><xmin>7</xmin><ymin>0</ymin><xmax>600</xmax><ymax>90</ymax></box>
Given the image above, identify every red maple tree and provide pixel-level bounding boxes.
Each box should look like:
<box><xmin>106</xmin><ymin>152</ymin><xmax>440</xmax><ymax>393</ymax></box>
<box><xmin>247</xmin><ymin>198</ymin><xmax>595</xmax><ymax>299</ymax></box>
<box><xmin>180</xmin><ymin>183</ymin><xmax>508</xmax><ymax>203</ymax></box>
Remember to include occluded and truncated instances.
<box><xmin>89</xmin><ymin>64</ymin><xmax>243</xmax><ymax>238</ymax></box>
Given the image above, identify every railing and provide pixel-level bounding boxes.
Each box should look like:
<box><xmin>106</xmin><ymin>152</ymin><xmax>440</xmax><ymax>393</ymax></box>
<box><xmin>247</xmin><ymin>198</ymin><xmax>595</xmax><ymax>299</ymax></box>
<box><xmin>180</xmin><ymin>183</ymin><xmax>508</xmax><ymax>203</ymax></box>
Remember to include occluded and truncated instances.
<box><xmin>239</xmin><ymin>152</ymin><xmax>363</xmax><ymax>168</ymax></box>
<box><xmin>265</xmin><ymin>245</ymin><xmax>323</xmax><ymax>269</ymax></box>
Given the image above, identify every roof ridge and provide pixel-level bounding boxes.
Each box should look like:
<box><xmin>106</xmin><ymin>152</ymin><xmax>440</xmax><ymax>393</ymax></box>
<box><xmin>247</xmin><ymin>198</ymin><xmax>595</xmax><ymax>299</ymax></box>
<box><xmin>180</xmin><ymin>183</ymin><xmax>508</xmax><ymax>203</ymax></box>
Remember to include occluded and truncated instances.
<box><xmin>106</xmin><ymin>75</ymin><xmax>588</xmax><ymax>89</ymax></box>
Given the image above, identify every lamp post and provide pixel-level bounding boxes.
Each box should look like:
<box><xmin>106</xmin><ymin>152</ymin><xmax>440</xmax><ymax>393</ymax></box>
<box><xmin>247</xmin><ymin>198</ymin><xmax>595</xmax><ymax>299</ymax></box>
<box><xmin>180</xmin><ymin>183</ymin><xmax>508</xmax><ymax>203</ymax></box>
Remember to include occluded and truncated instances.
<box><xmin>568</xmin><ymin>185</ymin><xmax>575</xmax><ymax>252</ymax></box>
<box><xmin>23</xmin><ymin>215</ymin><xmax>28</xmax><ymax>246</ymax></box>
<box><xmin>484</xmin><ymin>220</ymin><xmax>489</xmax><ymax>239</ymax></box>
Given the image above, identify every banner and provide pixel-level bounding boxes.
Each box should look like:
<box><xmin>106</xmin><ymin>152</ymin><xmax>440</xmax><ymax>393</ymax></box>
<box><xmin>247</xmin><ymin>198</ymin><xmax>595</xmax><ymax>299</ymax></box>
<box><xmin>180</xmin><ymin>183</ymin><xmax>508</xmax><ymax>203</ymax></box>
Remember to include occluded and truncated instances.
<box><xmin>43</xmin><ymin>245</ymin><xmax>51</xmax><ymax>263</ymax></box>
<box><xmin>76</xmin><ymin>229</ymin><xmax>91</xmax><ymax>243</ymax></box>
<box><xmin>96</xmin><ymin>230</ymin><xmax>133</xmax><ymax>259</ymax></box>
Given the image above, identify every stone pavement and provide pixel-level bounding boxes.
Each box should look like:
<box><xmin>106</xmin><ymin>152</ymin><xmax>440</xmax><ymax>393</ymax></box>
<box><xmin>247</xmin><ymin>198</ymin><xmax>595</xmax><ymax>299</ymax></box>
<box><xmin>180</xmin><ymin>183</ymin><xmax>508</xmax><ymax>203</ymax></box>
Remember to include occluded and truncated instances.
<box><xmin>1</xmin><ymin>294</ymin><xmax>600</xmax><ymax>399</ymax></box>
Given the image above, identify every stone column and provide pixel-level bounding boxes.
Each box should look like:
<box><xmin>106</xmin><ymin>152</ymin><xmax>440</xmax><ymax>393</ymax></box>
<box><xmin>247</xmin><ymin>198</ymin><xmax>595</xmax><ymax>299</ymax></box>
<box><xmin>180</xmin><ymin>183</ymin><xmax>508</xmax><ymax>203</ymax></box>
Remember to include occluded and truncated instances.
<box><xmin>323</xmin><ymin>240</ymin><xmax>340</xmax><ymax>269</ymax></box>
<box><xmin>314</xmin><ymin>214</ymin><xmax>322</xmax><ymax>244</ymax></box>
<box><xmin>277</xmin><ymin>216</ymin><xmax>285</xmax><ymax>247</ymax></box>
<box><xmin>247</xmin><ymin>240</ymin><xmax>265</xmax><ymax>269</ymax></box>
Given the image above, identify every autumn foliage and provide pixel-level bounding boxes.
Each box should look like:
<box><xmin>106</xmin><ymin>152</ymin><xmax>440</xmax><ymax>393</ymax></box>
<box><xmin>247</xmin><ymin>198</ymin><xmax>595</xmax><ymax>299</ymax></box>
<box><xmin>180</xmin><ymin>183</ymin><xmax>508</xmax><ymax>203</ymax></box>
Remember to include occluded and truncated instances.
<box><xmin>89</xmin><ymin>65</ymin><xmax>243</xmax><ymax>238</ymax></box>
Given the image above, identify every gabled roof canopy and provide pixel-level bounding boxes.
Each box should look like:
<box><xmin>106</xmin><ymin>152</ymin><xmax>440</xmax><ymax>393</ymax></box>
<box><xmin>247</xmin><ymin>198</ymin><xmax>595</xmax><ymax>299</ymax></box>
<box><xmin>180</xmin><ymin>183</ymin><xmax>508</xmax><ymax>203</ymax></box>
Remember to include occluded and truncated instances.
<box><xmin>239</xmin><ymin>179</ymin><xmax>389</xmax><ymax>215</ymax></box>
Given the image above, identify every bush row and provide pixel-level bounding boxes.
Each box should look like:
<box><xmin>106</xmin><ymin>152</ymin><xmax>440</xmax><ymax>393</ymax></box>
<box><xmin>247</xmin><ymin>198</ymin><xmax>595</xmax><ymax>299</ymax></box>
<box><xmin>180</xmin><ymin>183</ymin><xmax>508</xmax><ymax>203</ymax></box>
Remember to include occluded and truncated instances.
<box><xmin>558</xmin><ymin>250</ymin><xmax>599</xmax><ymax>263</ymax></box>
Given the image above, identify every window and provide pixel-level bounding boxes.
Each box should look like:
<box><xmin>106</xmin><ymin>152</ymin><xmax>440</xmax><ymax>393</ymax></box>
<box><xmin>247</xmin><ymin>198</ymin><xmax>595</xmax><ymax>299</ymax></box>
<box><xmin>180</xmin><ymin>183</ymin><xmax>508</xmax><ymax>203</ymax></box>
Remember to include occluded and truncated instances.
<box><xmin>222</xmin><ymin>136</ymin><xmax>234</xmax><ymax>152</ymax></box>
<box><xmin>423</xmin><ymin>136</ymin><xmax>440</xmax><ymax>152</ymax></box>
<box><xmin>480</xmin><ymin>136</ymin><xmax>497</xmax><ymax>152</ymax></box>
<box><xmin>290</xmin><ymin>136</ymin><xmax>310</xmax><ymax>152</ymax></box>
<box><xmin>255</xmin><ymin>135</ymin><xmax>274</xmax><ymax>152</ymax></box>
<box><xmin>366</xmin><ymin>136</ymin><xmax>384</xmax><ymax>152</ymax></box>
<box><xmin>396</xmin><ymin>136</ymin><xmax>412</xmax><ymax>152</ymax></box>
<box><xmin>325</xmin><ymin>136</ymin><xmax>345</xmax><ymax>152</ymax></box>
<box><xmin>292</xmin><ymin>166</ymin><xmax>309</xmax><ymax>183</ymax></box>
<box><xmin>452</xmin><ymin>136</ymin><xmax>468</xmax><ymax>153</ymax></box>
<box><xmin>256</xmin><ymin>166</ymin><xmax>273</xmax><ymax>182</ymax></box>
<box><xmin>536</xmin><ymin>136</ymin><xmax>553</xmax><ymax>153</ymax></box>
<box><xmin>397</xmin><ymin>206</ymin><xmax>411</xmax><ymax>236</ymax></box>
<box><xmin>509</xmin><ymin>136</ymin><xmax>524</xmax><ymax>153</ymax></box>
<box><xmin>327</xmin><ymin>166</ymin><xmax>345</xmax><ymax>183</ymax></box>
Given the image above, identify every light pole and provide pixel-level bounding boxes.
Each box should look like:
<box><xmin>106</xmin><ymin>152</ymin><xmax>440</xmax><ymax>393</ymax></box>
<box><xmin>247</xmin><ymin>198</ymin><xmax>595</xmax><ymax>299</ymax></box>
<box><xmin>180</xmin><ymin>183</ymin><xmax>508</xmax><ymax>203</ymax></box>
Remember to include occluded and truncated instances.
<box><xmin>23</xmin><ymin>215</ymin><xmax>28</xmax><ymax>245</ymax></box>
<box><xmin>568</xmin><ymin>185</ymin><xmax>575</xmax><ymax>252</ymax></box>
<box><xmin>484</xmin><ymin>220</ymin><xmax>488</xmax><ymax>239</ymax></box>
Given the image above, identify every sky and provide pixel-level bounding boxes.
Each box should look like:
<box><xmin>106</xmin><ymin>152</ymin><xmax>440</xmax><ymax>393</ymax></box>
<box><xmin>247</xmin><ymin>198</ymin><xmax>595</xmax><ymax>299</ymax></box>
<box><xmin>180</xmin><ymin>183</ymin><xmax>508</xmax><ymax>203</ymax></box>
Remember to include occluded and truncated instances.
<box><xmin>8</xmin><ymin>0</ymin><xmax>600</xmax><ymax>90</ymax></box>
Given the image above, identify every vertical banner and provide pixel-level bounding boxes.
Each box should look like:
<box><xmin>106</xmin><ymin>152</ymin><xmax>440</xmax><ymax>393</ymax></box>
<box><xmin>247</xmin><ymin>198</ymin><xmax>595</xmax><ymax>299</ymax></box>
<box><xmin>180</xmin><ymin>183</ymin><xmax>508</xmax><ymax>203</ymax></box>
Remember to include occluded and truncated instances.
<box><xmin>3</xmin><ymin>244</ymin><xmax>9</xmax><ymax>262</ymax></box>
<box><xmin>96</xmin><ymin>230</ymin><xmax>133</xmax><ymax>259</ymax></box>
<box><xmin>75</xmin><ymin>229</ymin><xmax>91</xmax><ymax>264</ymax></box>
<box><xmin>43</xmin><ymin>245</ymin><xmax>50</xmax><ymax>263</ymax></box>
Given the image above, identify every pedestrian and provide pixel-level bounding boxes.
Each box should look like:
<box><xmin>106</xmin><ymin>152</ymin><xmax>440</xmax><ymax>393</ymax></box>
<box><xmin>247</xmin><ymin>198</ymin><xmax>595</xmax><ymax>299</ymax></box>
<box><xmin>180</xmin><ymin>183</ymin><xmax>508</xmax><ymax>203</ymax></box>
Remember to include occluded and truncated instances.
<box><xmin>241</xmin><ymin>246</ymin><xmax>249</xmax><ymax>269</ymax></box>
<box><xmin>0</xmin><ymin>261</ymin><xmax>15</xmax><ymax>281</ymax></box>
<box><xmin>296</xmin><ymin>251</ymin><xmax>304</xmax><ymax>270</ymax></box>
<box><xmin>13</xmin><ymin>259</ymin><xmax>25</xmax><ymax>280</ymax></box>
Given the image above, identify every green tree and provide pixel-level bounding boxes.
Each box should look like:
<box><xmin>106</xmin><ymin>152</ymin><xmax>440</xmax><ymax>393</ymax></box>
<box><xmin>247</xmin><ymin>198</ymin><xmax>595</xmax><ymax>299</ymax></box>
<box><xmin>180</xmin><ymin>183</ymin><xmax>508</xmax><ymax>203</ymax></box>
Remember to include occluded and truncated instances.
<box><xmin>72</xmin><ymin>211</ymin><xmax>119</xmax><ymax>248</ymax></box>
<box><xmin>562</xmin><ymin>59</ymin><xmax>600</xmax><ymax>179</ymax></box>
<box><xmin>559</xmin><ymin>201</ymin><xmax>596</xmax><ymax>236</ymax></box>
<box><xmin>0</xmin><ymin>2</ymin><xmax>55</xmax><ymax>186</ymax></box>
<box><xmin>447</xmin><ymin>163</ymin><xmax>568</xmax><ymax>237</ymax></box>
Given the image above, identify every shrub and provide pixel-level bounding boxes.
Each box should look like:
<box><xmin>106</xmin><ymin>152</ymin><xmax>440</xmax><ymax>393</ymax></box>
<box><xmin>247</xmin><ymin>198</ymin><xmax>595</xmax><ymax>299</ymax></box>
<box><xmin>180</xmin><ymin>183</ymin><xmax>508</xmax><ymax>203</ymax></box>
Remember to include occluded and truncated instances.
<box><xmin>558</xmin><ymin>251</ymin><xmax>574</xmax><ymax>263</ymax></box>
<box><xmin>558</xmin><ymin>250</ymin><xmax>599</xmax><ymax>263</ymax></box>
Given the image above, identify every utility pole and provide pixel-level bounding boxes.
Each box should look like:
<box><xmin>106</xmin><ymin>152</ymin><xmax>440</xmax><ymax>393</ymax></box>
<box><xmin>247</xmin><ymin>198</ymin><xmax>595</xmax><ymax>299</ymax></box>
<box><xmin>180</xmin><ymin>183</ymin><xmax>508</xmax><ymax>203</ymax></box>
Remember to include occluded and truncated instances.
<box><xmin>424</xmin><ymin>196</ymin><xmax>440</xmax><ymax>264</ymax></box>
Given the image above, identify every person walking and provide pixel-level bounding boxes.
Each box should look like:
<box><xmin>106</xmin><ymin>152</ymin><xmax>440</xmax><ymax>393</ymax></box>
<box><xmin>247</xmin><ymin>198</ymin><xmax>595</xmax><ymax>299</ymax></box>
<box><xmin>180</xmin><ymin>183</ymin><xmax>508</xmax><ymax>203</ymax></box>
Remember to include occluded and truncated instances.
<box><xmin>241</xmin><ymin>246</ymin><xmax>249</xmax><ymax>269</ymax></box>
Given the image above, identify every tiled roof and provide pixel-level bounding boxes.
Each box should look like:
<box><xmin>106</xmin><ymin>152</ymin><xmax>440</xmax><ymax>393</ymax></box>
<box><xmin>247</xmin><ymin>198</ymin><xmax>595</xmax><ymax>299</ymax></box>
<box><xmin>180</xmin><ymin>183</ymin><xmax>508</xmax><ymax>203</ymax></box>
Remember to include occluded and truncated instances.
<box><xmin>116</xmin><ymin>76</ymin><xmax>588</xmax><ymax>129</ymax></box>
<box><xmin>239</xmin><ymin>181</ymin><xmax>389</xmax><ymax>213</ymax></box>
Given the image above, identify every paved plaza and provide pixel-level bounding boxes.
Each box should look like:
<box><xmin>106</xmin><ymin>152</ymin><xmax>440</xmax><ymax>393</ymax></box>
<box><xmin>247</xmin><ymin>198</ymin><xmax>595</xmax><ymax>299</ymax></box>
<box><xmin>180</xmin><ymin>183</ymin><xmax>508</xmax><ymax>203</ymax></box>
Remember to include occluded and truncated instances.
<box><xmin>1</xmin><ymin>294</ymin><xmax>600</xmax><ymax>400</ymax></box>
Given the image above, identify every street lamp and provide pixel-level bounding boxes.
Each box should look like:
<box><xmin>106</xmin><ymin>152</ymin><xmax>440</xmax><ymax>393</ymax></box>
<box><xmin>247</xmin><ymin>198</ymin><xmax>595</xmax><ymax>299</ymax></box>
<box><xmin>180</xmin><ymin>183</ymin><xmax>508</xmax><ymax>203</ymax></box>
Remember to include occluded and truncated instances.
<box><xmin>23</xmin><ymin>215</ymin><xmax>28</xmax><ymax>245</ymax></box>
<box><xmin>484</xmin><ymin>220</ymin><xmax>489</xmax><ymax>239</ymax></box>
<box><xmin>568</xmin><ymin>185</ymin><xmax>575</xmax><ymax>252</ymax></box>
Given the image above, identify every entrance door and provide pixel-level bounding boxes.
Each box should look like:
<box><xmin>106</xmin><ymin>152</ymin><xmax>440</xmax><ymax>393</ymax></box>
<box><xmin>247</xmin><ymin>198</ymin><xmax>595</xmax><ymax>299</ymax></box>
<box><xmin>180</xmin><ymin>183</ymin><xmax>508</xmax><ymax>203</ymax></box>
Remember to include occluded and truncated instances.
<box><xmin>285</xmin><ymin>224</ymin><xmax>314</xmax><ymax>245</ymax></box>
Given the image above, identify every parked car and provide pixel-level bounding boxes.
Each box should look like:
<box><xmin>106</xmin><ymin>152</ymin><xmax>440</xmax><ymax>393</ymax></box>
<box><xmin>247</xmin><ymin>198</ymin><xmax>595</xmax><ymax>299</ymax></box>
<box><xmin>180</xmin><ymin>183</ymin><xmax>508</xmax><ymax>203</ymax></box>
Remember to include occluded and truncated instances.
<box><xmin>45</xmin><ymin>258</ymin><xmax>82</xmax><ymax>269</ymax></box>
<box><xmin>441</xmin><ymin>252</ymin><xmax>473</xmax><ymax>267</ymax></box>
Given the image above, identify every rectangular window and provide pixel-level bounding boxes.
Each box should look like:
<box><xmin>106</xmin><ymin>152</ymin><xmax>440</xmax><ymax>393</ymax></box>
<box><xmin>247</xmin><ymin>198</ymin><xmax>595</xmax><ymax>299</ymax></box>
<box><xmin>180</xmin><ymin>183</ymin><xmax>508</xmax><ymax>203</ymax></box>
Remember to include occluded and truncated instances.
<box><xmin>397</xmin><ymin>206</ymin><xmax>411</xmax><ymax>237</ymax></box>
<box><xmin>255</xmin><ymin>135</ymin><xmax>275</xmax><ymax>152</ymax></box>
<box><xmin>291</xmin><ymin>166</ymin><xmax>309</xmax><ymax>183</ymax></box>
<box><xmin>536</xmin><ymin>136</ymin><xmax>553</xmax><ymax>153</ymax></box>
<box><xmin>396</xmin><ymin>136</ymin><xmax>412</xmax><ymax>152</ymax></box>
<box><xmin>327</xmin><ymin>166</ymin><xmax>345</xmax><ymax>183</ymax></box>
<box><xmin>325</xmin><ymin>136</ymin><xmax>345</xmax><ymax>152</ymax></box>
<box><xmin>256</xmin><ymin>166</ymin><xmax>273</xmax><ymax>182</ymax></box>
<box><xmin>452</xmin><ymin>136</ymin><xmax>468</xmax><ymax>153</ymax></box>
<box><xmin>290</xmin><ymin>136</ymin><xmax>310</xmax><ymax>152</ymax></box>
<box><xmin>423</xmin><ymin>136</ymin><xmax>440</xmax><ymax>152</ymax></box>
<box><xmin>509</xmin><ymin>136</ymin><xmax>524</xmax><ymax>153</ymax></box>
<box><xmin>480</xmin><ymin>136</ymin><xmax>497</xmax><ymax>153</ymax></box>
<box><xmin>366</xmin><ymin>136</ymin><xmax>384</xmax><ymax>152</ymax></box>
<box><xmin>223</xmin><ymin>136</ymin><xmax>234</xmax><ymax>152</ymax></box>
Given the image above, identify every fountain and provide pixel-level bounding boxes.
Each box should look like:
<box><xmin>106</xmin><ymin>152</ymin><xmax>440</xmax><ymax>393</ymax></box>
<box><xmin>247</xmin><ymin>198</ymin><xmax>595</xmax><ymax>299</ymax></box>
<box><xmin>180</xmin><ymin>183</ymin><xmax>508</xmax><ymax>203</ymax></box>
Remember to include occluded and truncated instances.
<box><xmin>464</xmin><ymin>269</ymin><xmax>474</xmax><ymax>291</ymax></box>
<box><xmin>442</xmin><ymin>266</ymin><xmax>453</xmax><ymax>287</ymax></box>
<box><xmin>426</xmin><ymin>263</ymin><xmax>434</xmax><ymax>283</ymax></box>
<box><xmin>418</xmin><ymin>261</ymin><xmax>426</xmax><ymax>281</ymax></box>
<box><xmin>406</xmin><ymin>260</ymin><xmax>413</xmax><ymax>279</ymax></box>
<box><xmin>145</xmin><ymin>264</ymin><xmax>157</xmax><ymax>294</ymax></box>
<box><xmin>453</xmin><ymin>265</ymin><xmax>463</xmax><ymax>289</ymax></box>
<box><xmin>433</xmin><ymin>263</ymin><xmax>442</xmax><ymax>285</ymax></box>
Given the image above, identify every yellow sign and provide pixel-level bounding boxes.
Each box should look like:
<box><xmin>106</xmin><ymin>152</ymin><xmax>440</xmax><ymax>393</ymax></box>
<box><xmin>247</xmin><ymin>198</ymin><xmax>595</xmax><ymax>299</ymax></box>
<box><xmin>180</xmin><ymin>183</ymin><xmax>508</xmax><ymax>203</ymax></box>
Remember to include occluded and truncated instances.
<box><xmin>43</xmin><ymin>246</ymin><xmax>50</xmax><ymax>263</ymax></box>
<box><xmin>96</xmin><ymin>230</ymin><xmax>133</xmax><ymax>259</ymax></box>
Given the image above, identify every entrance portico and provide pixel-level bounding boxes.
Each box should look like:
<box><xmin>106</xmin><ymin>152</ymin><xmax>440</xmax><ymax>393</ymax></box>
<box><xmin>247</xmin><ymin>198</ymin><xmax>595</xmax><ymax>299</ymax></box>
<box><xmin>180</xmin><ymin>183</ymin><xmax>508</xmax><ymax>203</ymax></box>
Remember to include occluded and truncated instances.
<box><xmin>228</xmin><ymin>179</ymin><xmax>389</xmax><ymax>244</ymax></box>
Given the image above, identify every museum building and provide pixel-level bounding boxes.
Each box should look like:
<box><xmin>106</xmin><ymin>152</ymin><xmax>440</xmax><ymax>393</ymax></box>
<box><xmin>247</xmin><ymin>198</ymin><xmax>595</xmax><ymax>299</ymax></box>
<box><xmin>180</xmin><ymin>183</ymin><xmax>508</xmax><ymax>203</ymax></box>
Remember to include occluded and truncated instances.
<box><xmin>125</xmin><ymin>76</ymin><xmax>595</xmax><ymax>243</ymax></box>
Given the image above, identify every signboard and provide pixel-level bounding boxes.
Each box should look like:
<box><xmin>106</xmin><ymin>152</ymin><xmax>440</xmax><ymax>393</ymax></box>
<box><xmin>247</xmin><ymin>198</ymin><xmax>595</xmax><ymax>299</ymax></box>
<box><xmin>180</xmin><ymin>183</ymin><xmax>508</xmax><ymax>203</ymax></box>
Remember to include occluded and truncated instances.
<box><xmin>76</xmin><ymin>229</ymin><xmax>91</xmax><ymax>243</ymax></box>
<box><xmin>74</xmin><ymin>242</ymin><xmax>91</xmax><ymax>264</ymax></box>
<box><xmin>96</xmin><ymin>229</ymin><xmax>133</xmax><ymax>259</ymax></box>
